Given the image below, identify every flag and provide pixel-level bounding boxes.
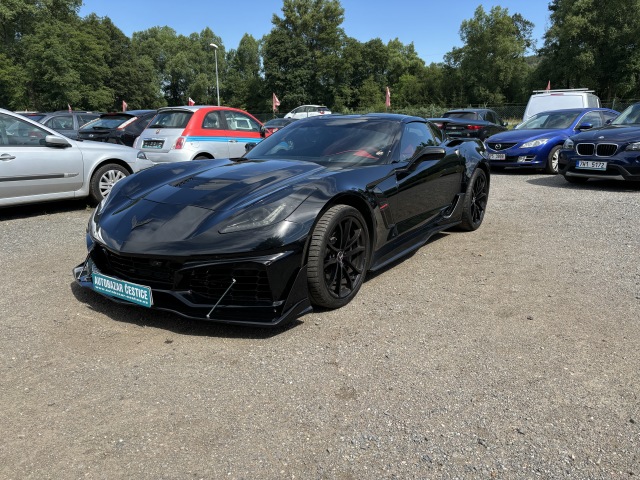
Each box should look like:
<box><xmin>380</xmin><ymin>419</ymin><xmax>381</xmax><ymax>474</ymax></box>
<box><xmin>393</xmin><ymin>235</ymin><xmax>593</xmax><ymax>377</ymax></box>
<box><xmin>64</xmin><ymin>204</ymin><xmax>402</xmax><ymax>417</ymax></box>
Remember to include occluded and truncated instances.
<box><xmin>545</xmin><ymin>80</ymin><xmax>551</xmax><ymax>91</ymax></box>
<box><xmin>188</xmin><ymin>97</ymin><xmax>195</xmax><ymax>106</ymax></box>
<box><xmin>272</xmin><ymin>93</ymin><xmax>280</xmax><ymax>112</ymax></box>
<box><xmin>385</xmin><ymin>86</ymin><xmax>391</xmax><ymax>108</ymax></box>
<box><xmin>67</xmin><ymin>103</ymin><xmax>72</xmax><ymax>112</ymax></box>
<box><xmin>122</xmin><ymin>100</ymin><xmax>128</xmax><ymax>112</ymax></box>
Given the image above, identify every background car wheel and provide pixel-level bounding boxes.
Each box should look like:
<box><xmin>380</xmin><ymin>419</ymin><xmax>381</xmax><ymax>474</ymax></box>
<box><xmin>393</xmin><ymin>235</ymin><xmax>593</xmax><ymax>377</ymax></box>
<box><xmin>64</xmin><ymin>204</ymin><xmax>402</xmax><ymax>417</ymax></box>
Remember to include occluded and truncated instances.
<box><xmin>194</xmin><ymin>155</ymin><xmax>211</xmax><ymax>160</ymax></box>
<box><xmin>307</xmin><ymin>205</ymin><xmax>370</xmax><ymax>309</ymax></box>
<box><xmin>564</xmin><ymin>175</ymin><xmax>589</xmax><ymax>184</ymax></box>
<box><xmin>545</xmin><ymin>145</ymin><xmax>561</xmax><ymax>174</ymax></box>
<box><xmin>459</xmin><ymin>168</ymin><xmax>489</xmax><ymax>231</ymax></box>
<box><xmin>89</xmin><ymin>163</ymin><xmax>129</xmax><ymax>205</ymax></box>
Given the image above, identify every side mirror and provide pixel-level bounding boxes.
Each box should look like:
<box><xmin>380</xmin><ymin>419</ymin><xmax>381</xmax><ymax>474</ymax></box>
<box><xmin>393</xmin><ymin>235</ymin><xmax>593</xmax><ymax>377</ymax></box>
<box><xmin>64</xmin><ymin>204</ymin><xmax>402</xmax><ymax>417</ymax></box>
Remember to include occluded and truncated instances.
<box><xmin>577</xmin><ymin>123</ymin><xmax>593</xmax><ymax>131</ymax></box>
<box><xmin>44</xmin><ymin>135</ymin><xmax>71</xmax><ymax>148</ymax></box>
<box><xmin>413</xmin><ymin>146</ymin><xmax>446</xmax><ymax>163</ymax></box>
<box><xmin>259</xmin><ymin>126</ymin><xmax>266</xmax><ymax>138</ymax></box>
<box><xmin>502</xmin><ymin>121</ymin><xmax>508</xmax><ymax>127</ymax></box>
<box><xmin>605</xmin><ymin>119</ymin><xmax>614</xmax><ymax>125</ymax></box>
<box><xmin>245</xmin><ymin>142</ymin><xmax>257</xmax><ymax>153</ymax></box>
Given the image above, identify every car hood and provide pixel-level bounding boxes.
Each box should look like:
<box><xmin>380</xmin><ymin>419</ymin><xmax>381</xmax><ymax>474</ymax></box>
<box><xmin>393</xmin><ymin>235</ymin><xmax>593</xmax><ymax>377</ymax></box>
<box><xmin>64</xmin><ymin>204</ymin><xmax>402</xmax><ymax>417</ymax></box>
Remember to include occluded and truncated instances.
<box><xmin>487</xmin><ymin>129</ymin><xmax>565</xmax><ymax>143</ymax></box>
<box><xmin>570</xmin><ymin>124</ymin><xmax>640</xmax><ymax>142</ymax></box>
<box><xmin>93</xmin><ymin>159</ymin><xmax>327</xmax><ymax>255</ymax></box>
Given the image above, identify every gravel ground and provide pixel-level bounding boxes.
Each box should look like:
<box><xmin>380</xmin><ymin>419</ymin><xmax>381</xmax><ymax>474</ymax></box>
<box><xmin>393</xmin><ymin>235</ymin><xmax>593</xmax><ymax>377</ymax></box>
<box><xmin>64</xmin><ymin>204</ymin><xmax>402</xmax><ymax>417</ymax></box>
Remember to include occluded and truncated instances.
<box><xmin>1</xmin><ymin>172</ymin><xmax>639</xmax><ymax>479</ymax></box>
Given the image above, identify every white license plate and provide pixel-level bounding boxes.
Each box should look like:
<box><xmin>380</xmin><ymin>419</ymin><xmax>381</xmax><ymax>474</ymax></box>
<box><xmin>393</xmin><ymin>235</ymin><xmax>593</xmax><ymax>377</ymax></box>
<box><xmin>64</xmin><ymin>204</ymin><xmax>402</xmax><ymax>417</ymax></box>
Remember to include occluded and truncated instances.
<box><xmin>576</xmin><ymin>160</ymin><xmax>607</xmax><ymax>171</ymax></box>
<box><xmin>489</xmin><ymin>153</ymin><xmax>506</xmax><ymax>160</ymax></box>
<box><xmin>92</xmin><ymin>273</ymin><xmax>153</xmax><ymax>308</ymax></box>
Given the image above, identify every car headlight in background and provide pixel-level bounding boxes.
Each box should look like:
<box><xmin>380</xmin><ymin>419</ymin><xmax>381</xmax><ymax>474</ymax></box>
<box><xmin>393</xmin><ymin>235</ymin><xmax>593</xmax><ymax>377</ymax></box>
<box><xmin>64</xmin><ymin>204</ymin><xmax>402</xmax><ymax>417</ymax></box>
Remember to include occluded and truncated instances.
<box><xmin>625</xmin><ymin>142</ymin><xmax>640</xmax><ymax>151</ymax></box>
<box><xmin>521</xmin><ymin>138</ymin><xmax>550</xmax><ymax>148</ymax></box>
<box><xmin>563</xmin><ymin>138</ymin><xmax>575</xmax><ymax>150</ymax></box>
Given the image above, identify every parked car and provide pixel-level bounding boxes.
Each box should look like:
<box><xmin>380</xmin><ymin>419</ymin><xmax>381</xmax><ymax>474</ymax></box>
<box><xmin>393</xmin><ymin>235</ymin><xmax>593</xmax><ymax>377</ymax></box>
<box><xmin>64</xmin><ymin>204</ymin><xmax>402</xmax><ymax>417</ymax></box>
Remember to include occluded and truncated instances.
<box><xmin>38</xmin><ymin>110</ymin><xmax>100</xmax><ymax>139</ymax></box>
<box><xmin>428</xmin><ymin>108</ymin><xmax>508</xmax><ymax>141</ymax></box>
<box><xmin>284</xmin><ymin>105</ymin><xmax>331</xmax><ymax>119</ymax></box>
<box><xmin>523</xmin><ymin>88</ymin><xmax>600</xmax><ymax>122</ymax></box>
<box><xmin>261</xmin><ymin>117</ymin><xmax>297</xmax><ymax>137</ymax></box>
<box><xmin>0</xmin><ymin>108</ymin><xmax>153</xmax><ymax>207</ymax></box>
<box><xmin>78</xmin><ymin>110</ymin><xmax>156</xmax><ymax>147</ymax></box>
<box><xmin>485</xmin><ymin>108</ymin><xmax>619</xmax><ymax>174</ymax></box>
<box><xmin>73</xmin><ymin>114</ymin><xmax>490</xmax><ymax>326</ymax></box>
<box><xmin>133</xmin><ymin>106</ymin><xmax>263</xmax><ymax>162</ymax></box>
<box><xmin>15</xmin><ymin>111</ymin><xmax>49</xmax><ymax>122</ymax></box>
<box><xmin>559</xmin><ymin>102</ymin><xmax>640</xmax><ymax>183</ymax></box>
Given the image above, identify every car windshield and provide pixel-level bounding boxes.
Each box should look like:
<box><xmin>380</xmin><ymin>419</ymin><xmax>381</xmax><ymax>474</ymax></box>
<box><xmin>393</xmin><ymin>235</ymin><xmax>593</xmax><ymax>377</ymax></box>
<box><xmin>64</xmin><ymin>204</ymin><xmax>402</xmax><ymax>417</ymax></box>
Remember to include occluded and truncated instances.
<box><xmin>246</xmin><ymin>118</ymin><xmax>399</xmax><ymax>166</ymax></box>
<box><xmin>82</xmin><ymin>115</ymin><xmax>133</xmax><ymax>130</ymax></box>
<box><xmin>444</xmin><ymin>112</ymin><xmax>478</xmax><ymax>120</ymax></box>
<box><xmin>611</xmin><ymin>104</ymin><xmax>640</xmax><ymax>125</ymax></box>
<box><xmin>148</xmin><ymin>111</ymin><xmax>193</xmax><ymax>129</ymax></box>
<box><xmin>517</xmin><ymin>111</ymin><xmax>579</xmax><ymax>129</ymax></box>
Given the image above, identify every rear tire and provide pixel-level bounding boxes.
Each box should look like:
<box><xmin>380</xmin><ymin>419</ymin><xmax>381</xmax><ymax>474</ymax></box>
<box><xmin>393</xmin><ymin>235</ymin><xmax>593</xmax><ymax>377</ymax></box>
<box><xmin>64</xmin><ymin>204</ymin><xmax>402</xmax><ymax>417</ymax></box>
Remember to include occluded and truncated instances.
<box><xmin>307</xmin><ymin>205</ymin><xmax>370</xmax><ymax>309</ymax></box>
<box><xmin>89</xmin><ymin>164</ymin><xmax>129</xmax><ymax>205</ymax></box>
<box><xmin>459</xmin><ymin>168</ymin><xmax>489</xmax><ymax>231</ymax></box>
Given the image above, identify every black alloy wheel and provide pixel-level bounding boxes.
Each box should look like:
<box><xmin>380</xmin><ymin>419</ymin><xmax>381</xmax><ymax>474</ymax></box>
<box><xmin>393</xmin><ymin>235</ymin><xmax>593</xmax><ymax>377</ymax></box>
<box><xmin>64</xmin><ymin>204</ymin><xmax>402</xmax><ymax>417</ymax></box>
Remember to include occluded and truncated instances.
<box><xmin>459</xmin><ymin>168</ymin><xmax>489</xmax><ymax>231</ymax></box>
<box><xmin>307</xmin><ymin>205</ymin><xmax>370</xmax><ymax>309</ymax></box>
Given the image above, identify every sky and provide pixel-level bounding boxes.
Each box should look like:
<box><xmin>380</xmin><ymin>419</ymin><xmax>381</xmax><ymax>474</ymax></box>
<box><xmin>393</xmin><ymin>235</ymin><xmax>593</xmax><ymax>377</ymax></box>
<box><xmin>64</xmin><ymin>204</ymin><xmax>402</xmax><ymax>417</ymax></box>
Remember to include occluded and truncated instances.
<box><xmin>78</xmin><ymin>0</ymin><xmax>551</xmax><ymax>63</ymax></box>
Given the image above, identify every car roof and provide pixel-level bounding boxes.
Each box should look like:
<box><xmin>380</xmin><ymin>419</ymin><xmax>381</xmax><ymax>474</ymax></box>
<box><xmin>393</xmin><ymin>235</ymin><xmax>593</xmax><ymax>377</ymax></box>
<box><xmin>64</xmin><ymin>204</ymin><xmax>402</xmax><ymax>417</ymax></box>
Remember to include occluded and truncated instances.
<box><xmin>100</xmin><ymin>110</ymin><xmax>156</xmax><ymax>117</ymax></box>
<box><xmin>533</xmin><ymin>107</ymin><xmax>615</xmax><ymax>115</ymax></box>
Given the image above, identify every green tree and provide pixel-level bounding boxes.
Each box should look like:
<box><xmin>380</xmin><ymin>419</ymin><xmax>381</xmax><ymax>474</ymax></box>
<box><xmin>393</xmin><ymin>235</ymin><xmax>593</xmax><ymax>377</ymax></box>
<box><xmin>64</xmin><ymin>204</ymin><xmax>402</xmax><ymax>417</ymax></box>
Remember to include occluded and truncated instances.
<box><xmin>224</xmin><ymin>34</ymin><xmax>265</xmax><ymax>111</ymax></box>
<box><xmin>445</xmin><ymin>5</ymin><xmax>534</xmax><ymax>104</ymax></box>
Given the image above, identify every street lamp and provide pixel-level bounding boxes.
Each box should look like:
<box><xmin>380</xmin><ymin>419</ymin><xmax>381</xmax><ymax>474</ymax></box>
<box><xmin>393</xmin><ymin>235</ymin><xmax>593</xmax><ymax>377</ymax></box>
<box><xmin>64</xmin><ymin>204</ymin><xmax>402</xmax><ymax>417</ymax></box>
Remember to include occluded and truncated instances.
<box><xmin>210</xmin><ymin>43</ymin><xmax>220</xmax><ymax>106</ymax></box>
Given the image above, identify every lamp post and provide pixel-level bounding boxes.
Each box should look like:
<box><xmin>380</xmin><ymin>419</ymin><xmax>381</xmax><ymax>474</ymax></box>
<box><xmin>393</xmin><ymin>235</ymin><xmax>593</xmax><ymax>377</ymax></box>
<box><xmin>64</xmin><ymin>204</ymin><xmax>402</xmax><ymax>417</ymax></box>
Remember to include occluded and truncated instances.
<box><xmin>209</xmin><ymin>43</ymin><xmax>220</xmax><ymax>106</ymax></box>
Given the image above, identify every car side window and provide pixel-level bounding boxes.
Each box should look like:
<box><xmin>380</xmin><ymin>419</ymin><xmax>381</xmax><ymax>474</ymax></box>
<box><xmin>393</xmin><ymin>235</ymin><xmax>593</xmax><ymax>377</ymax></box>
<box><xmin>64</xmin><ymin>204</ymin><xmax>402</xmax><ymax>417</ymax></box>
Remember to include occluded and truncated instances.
<box><xmin>603</xmin><ymin>111</ymin><xmax>618</xmax><ymax>124</ymax></box>
<box><xmin>223</xmin><ymin>111</ymin><xmax>260</xmax><ymax>132</ymax></box>
<box><xmin>399</xmin><ymin>122</ymin><xmax>437</xmax><ymax>161</ymax></box>
<box><xmin>78</xmin><ymin>114</ymin><xmax>98</xmax><ymax>127</ymax></box>
<box><xmin>1</xmin><ymin>113</ymin><xmax>48</xmax><ymax>146</ymax></box>
<box><xmin>45</xmin><ymin>115</ymin><xmax>73</xmax><ymax>130</ymax></box>
<box><xmin>579</xmin><ymin>111</ymin><xmax>603</xmax><ymax>128</ymax></box>
<box><xmin>486</xmin><ymin>111</ymin><xmax>496</xmax><ymax>124</ymax></box>
<box><xmin>202</xmin><ymin>111</ymin><xmax>222</xmax><ymax>129</ymax></box>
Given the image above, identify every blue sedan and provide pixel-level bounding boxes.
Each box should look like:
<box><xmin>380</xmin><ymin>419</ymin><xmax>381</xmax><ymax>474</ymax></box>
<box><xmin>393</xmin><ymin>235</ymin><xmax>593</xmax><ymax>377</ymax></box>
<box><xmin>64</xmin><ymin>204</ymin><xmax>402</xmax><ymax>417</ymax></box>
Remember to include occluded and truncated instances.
<box><xmin>485</xmin><ymin>108</ymin><xmax>619</xmax><ymax>174</ymax></box>
<box><xmin>559</xmin><ymin>103</ymin><xmax>640</xmax><ymax>183</ymax></box>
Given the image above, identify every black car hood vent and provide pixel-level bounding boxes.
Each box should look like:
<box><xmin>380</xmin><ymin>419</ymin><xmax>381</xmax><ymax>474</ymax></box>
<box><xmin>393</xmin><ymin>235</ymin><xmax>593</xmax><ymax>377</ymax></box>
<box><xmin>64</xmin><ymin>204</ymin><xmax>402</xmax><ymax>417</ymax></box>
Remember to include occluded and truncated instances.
<box><xmin>144</xmin><ymin>159</ymin><xmax>324</xmax><ymax>211</ymax></box>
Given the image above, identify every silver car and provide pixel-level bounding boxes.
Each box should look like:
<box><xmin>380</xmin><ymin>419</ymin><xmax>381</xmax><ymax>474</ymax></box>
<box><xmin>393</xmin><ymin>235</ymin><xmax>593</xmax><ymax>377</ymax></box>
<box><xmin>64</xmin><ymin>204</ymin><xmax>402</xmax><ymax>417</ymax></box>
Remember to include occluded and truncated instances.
<box><xmin>0</xmin><ymin>108</ymin><xmax>154</xmax><ymax>207</ymax></box>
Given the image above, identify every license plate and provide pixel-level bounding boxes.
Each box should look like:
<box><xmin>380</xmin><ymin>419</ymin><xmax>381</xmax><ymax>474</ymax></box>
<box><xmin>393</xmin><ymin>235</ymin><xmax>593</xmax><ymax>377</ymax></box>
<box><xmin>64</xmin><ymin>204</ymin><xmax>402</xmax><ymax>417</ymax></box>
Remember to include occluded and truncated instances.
<box><xmin>143</xmin><ymin>140</ymin><xmax>164</xmax><ymax>149</ymax></box>
<box><xmin>92</xmin><ymin>273</ymin><xmax>153</xmax><ymax>308</ymax></box>
<box><xmin>489</xmin><ymin>153</ymin><xmax>506</xmax><ymax>160</ymax></box>
<box><xmin>576</xmin><ymin>160</ymin><xmax>607</xmax><ymax>170</ymax></box>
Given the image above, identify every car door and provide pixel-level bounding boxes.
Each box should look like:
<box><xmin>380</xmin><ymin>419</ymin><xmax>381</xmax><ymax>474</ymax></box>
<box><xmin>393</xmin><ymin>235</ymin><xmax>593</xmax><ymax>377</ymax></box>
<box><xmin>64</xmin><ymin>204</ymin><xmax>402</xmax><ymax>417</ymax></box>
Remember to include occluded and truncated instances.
<box><xmin>388</xmin><ymin>121</ymin><xmax>464</xmax><ymax>235</ymax></box>
<box><xmin>221</xmin><ymin>111</ymin><xmax>262</xmax><ymax>157</ymax></box>
<box><xmin>0</xmin><ymin>113</ymin><xmax>83</xmax><ymax>204</ymax></box>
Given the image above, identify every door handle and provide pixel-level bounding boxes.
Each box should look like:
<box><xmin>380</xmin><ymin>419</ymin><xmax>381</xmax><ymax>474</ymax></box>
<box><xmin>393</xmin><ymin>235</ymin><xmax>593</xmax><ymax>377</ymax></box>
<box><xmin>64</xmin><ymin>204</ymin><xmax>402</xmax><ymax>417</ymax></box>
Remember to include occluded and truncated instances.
<box><xmin>228</xmin><ymin>140</ymin><xmax>238</xmax><ymax>143</ymax></box>
<box><xmin>0</xmin><ymin>154</ymin><xmax>16</xmax><ymax>161</ymax></box>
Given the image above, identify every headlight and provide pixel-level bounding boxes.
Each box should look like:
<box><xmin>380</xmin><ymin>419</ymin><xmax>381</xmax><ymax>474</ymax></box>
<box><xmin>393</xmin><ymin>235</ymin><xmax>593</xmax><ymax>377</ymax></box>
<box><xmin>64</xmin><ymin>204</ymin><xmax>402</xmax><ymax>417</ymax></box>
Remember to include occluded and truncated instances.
<box><xmin>625</xmin><ymin>142</ymin><xmax>640</xmax><ymax>151</ymax></box>
<box><xmin>563</xmin><ymin>138</ymin><xmax>574</xmax><ymax>150</ymax></box>
<box><xmin>220</xmin><ymin>200</ymin><xmax>300</xmax><ymax>233</ymax></box>
<box><xmin>521</xmin><ymin>138</ymin><xmax>550</xmax><ymax>148</ymax></box>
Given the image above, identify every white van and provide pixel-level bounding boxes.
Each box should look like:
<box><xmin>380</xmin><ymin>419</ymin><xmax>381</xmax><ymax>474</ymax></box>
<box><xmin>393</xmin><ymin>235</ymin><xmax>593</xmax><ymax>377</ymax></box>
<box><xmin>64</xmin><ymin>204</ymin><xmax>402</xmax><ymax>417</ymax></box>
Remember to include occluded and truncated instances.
<box><xmin>522</xmin><ymin>88</ymin><xmax>600</xmax><ymax>122</ymax></box>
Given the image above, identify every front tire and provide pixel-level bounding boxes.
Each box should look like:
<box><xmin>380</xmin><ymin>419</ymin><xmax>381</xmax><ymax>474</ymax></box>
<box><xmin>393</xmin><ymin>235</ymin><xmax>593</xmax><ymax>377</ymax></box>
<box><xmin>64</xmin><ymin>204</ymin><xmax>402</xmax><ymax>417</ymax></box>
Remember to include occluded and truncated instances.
<box><xmin>307</xmin><ymin>205</ymin><xmax>370</xmax><ymax>309</ymax></box>
<box><xmin>459</xmin><ymin>168</ymin><xmax>489</xmax><ymax>231</ymax></box>
<box><xmin>545</xmin><ymin>145</ymin><xmax>561</xmax><ymax>174</ymax></box>
<box><xmin>89</xmin><ymin>164</ymin><xmax>129</xmax><ymax>205</ymax></box>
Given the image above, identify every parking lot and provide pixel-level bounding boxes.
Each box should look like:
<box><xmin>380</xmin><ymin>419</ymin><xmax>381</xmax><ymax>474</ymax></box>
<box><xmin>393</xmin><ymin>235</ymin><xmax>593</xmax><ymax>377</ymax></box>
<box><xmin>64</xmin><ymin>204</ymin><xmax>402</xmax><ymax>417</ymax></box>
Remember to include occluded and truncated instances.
<box><xmin>1</xmin><ymin>172</ymin><xmax>639</xmax><ymax>479</ymax></box>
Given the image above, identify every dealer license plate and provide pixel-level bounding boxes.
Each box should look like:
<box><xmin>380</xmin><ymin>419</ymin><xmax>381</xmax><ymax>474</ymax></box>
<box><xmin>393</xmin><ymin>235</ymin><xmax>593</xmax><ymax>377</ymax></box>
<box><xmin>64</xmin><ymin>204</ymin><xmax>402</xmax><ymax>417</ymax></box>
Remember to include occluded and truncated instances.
<box><xmin>576</xmin><ymin>160</ymin><xmax>607</xmax><ymax>171</ymax></box>
<box><xmin>143</xmin><ymin>139</ymin><xmax>164</xmax><ymax>149</ymax></box>
<box><xmin>489</xmin><ymin>153</ymin><xmax>506</xmax><ymax>160</ymax></box>
<box><xmin>92</xmin><ymin>273</ymin><xmax>153</xmax><ymax>308</ymax></box>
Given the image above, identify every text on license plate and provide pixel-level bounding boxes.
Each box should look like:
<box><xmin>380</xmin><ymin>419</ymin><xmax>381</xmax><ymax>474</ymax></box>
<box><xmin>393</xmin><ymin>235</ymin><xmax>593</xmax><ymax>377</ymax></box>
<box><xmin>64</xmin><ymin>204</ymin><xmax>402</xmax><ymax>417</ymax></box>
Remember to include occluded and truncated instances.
<box><xmin>92</xmin><ymin>273</ymin><xmax>153</xmax><ymax>308</ymax></box>
<box><xmin>576</xmin><ymin>160</ymin><xmax>607</xmax><ymax>170</ymax></box>
<box><xmin>489</xmin><ymin>153</ymin><xmax>506</xmax><ymax>160</ymax></box>
<box><xmin>143</xmin><ymin>140</ymin><xmax>164</xmax><ymax>149</ymax></box>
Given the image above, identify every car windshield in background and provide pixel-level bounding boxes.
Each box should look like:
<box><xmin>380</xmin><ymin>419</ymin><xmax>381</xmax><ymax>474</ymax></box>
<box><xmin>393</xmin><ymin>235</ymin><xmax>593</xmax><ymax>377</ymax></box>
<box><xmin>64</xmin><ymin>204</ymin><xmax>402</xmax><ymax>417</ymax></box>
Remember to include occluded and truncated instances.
<box><xmin>83</xmin><ymin>114</ymin><xmax>133</xmax><ymax>130</ymax></box>
<box><xmin>443</xmin><ymin>112</ymin><xmax>479</xmax><ymax>120</ymax></box>
<box><xmin>246</xmin><ymin>118</ymin><xmax>399</xmax><ymax>166</ymax></box>
<box><xmin>611</xmin><ymin>104</ymin><xmax>640</xmax><ymax>125</ymax></box>
<box><xmin>517</xmin><ymin>111</ymin><xmax>579</xmax><ymax>130</ymax></box>
<box><xmin>148</xmin><ymin>111</ymin><xmax>192</xmax><ymax>129</ymax></box>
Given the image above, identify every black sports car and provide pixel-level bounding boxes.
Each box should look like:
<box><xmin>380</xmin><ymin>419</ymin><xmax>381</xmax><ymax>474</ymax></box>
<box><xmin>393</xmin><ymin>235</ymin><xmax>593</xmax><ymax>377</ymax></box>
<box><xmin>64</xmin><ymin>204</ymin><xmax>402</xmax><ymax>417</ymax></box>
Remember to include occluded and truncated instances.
<box><xmin>74</xmin><ymin>114</ymin><xmax>490</xmax><ymax>327</ymax></box>
<box><xmin>559</xmin><ymin>102</ymin><xmax>640</xmax><ymax>183</ymax></box>
<box><xmin>428</xmin><ymin>109</ymin><xmax>508</xmax><ymax>141</ymax></box>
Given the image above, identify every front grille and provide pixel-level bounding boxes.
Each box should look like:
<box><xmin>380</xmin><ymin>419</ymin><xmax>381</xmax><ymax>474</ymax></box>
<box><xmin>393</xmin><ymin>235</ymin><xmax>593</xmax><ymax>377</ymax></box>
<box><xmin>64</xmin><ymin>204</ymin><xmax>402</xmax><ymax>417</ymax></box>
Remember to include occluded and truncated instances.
<box><xmin>91</xmin><ymin>247</ymin><xmax>274</xmax><ymax>305</ymax></box>
<box><xmin>596</xmin><ymin>143</ymin><xmax>618</xmax><ymax>156</ymax></box>
<box><xmin>487</xmin><ymin>142</ymin><xmax>517</xmax><ymax>151</ymax></box>
<box><xmin>577</xmin><ymin>143</ymin><xmax>594</xmax><ymax>156</ymax></box>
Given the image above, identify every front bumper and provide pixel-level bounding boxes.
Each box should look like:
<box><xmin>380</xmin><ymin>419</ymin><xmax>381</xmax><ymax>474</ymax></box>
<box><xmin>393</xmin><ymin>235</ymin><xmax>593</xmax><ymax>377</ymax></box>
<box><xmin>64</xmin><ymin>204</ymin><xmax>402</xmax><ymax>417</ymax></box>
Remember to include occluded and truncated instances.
<box><xmin>73</xmin><ymin>247</ymin><xmax>312</xmax><ymax>327</ymax></box>
<box><xmin>559</xmin><ymin>151</ymin><xmax>640</xmax><ymax>181</ymax></box>
<box><xmin>486</xmin><ymin>147</ymin><xmax>546</xmax><ymax>169</ymax></box>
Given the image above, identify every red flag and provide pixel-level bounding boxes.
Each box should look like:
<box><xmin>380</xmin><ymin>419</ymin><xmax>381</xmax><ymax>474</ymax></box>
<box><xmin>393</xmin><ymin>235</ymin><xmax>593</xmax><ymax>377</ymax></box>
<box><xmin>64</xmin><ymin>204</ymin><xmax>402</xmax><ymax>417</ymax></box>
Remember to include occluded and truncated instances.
<box><xmin>385</xmin><ymin>86</ymin><xmax>391</xmax><ymax>108</ymax></box>
<box><xmin>67</xmin><ymin>103</ymin><xmax>72</xmax><ymax>112</ymax></box>
<box><xmin>545</xmin><ymin>80</ymin><xmax>551</xmax><ymax>91</ymax></box>
<box><xmin>188</xmin><ymin>97</ymin><xmax>195</xmax><ymax>106</ymax></box>
<box><xmin>122</xmin><ymin>100</ymin><xmax>128</xmax><ymax>112</ymax></box>
<box><xmin>272</xmin><ymin>93</ymin><xmax>280</xmax><ymax>112</ymax></box>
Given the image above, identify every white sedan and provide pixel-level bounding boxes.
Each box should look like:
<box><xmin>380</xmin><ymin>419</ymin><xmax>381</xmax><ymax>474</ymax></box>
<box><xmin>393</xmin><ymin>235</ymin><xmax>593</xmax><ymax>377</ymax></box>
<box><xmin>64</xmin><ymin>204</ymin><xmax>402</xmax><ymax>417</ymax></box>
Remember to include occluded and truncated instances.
<box><xmin>0</xmin><ymin>108</ymin><xmax>154</xmax><ymax>207</ymax></box>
